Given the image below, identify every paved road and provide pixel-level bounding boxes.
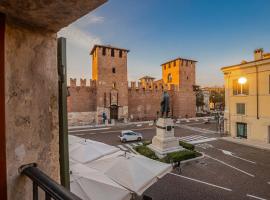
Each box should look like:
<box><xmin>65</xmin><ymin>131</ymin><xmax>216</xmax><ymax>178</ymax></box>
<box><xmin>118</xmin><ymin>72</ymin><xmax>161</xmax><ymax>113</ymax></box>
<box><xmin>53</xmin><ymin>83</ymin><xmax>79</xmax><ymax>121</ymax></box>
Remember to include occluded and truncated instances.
<box><xmin>69</xmin><ymin>119</ymin><xmax>270</xmax><ymax>200</ymax></box>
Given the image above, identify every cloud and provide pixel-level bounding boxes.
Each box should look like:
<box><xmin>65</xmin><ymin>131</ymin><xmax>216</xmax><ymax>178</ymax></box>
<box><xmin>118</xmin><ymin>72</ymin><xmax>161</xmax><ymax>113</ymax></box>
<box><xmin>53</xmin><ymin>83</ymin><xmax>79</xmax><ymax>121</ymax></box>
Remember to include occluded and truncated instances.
<box><xmin>58</xmin><ymin>14</ymin><xmax>104</xmax><ymax>50</ymax></box>
<box><xmin>58</xmin><ymin>24</ymin><xmax>101</xmax><ymax>50</ymax></box>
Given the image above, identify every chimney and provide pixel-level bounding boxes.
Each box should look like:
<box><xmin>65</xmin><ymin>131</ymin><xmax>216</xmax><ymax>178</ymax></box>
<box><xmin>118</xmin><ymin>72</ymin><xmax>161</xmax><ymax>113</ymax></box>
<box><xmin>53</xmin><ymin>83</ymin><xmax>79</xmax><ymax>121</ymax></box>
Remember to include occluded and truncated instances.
<box><xmin>254</xmin><ymin>48</ymin><xmax>264</xmax><ymax>61</ymax></box>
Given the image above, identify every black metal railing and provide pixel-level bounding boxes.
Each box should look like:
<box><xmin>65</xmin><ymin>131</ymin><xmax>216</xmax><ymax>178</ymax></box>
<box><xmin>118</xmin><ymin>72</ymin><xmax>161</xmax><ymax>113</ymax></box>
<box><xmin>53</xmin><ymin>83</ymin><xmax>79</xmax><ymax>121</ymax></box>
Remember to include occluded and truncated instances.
<box><xmin>19</xmin><ymin>163</ymin><xmax>82</xmax><ymax>200</ymax></box>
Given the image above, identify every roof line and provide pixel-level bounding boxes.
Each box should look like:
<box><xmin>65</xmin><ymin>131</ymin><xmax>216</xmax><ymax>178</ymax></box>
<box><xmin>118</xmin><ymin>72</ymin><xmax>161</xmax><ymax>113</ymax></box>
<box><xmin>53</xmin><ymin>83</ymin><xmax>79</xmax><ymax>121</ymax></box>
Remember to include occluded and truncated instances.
<box><xmin>221</xmin><ymin>57</ymin><xmax>270</xmax><ymax>70</ymax></box>
<box><xmin>161</xmin><ymin>57</ymin><xmax>197</xmax><ymax>66</ymax></box>
<box><xmin>90</xmin><ymin>44</ymin><xmax>129</xmax><ymax>55</ymax></box>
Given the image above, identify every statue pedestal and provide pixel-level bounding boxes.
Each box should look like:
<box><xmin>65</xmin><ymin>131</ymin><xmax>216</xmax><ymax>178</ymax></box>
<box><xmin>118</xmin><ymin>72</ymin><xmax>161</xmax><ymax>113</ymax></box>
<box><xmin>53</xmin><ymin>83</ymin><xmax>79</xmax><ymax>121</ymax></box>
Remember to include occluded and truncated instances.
<box><xmin>148</xmin><ymin>118</ymin><xmax>184</xmax><ymax>158</ymax></box>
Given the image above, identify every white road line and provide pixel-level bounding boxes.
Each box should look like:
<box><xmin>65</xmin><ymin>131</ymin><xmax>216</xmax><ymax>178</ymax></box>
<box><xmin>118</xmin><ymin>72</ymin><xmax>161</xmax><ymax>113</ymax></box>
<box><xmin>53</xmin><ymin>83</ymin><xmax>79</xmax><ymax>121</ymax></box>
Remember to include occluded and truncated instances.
<box><xmin>169</xmin><ymin>173</ymin><xmax>232</xmax><ymax>192</ymax></box>
<box><xmin>220</xmin><ymin>149</ymin><xmax>256</xmax><ymax>164</ymax></box>
<box><xmin>246</xmin><ymin>194</ymin><xmax>268</xmax><ymax>200</ymax></box>
<box><xmin>136</xmin><ymin>124</ymin><xmax>142</xmax><ymax>127</ymax></box>
<box><xmin>179</xmin><ymin>135</ymin><xmax>204</xmax><ymax>140</ymax></box>
<box><xmin>138</xmin><ymin>142</ymin><xmax>143</xmax><ymax>145</ymax></box>
<box><xmin>205</xmin><ymin>155</ymin><xmax>255</xmax><ymax>177</ymax></box>
<box><xmin>117</xmin><ymin>145</ymin><xmax>128</xmax><ymax>151</ymax></box>
<box><xmin>184</xmin><ymin>136</ymin><xmax>207</xmax><ymax>142</ymax></box>
<box><xmin>69</xmin><ymin>127</ymin><xmax>111</xmax><ymax>133</ymax></box>
<box><xmin>189</xmin><ymin>138</ymin><xmax>217</xmax><ymax>144</ymax></box>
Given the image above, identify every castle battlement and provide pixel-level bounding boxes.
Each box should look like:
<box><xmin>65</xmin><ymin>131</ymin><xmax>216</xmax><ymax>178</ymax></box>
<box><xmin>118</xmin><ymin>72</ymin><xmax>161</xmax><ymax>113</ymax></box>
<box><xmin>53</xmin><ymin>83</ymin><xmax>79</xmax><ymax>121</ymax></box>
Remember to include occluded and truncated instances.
<box><xmin>128</xmin><ymin>81</ymin><xmax>178</xmax><ymax>92</ymax></box>
<box><xmin>69</xmin><ymin>78</ymin><xmax>97</xmax><ymax>88</ymax></box>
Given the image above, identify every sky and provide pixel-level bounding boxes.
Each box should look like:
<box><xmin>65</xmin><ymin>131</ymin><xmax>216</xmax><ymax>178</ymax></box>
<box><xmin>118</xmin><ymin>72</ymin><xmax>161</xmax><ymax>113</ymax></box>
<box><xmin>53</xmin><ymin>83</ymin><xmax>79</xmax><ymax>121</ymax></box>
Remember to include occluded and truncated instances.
<box><xmin>58</xmin><ymin>0</ymin><xmax>270</xmax><ymax>87</ymax></box>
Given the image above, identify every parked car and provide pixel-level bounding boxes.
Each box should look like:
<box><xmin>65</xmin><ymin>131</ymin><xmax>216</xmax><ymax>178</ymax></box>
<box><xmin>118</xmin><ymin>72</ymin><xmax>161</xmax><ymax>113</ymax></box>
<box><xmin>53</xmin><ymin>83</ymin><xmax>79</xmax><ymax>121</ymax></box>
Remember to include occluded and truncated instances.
<box><xmin>119</xmin><ymin>130</ymin><xmax>143</xmax><ymax>143</ymax></box>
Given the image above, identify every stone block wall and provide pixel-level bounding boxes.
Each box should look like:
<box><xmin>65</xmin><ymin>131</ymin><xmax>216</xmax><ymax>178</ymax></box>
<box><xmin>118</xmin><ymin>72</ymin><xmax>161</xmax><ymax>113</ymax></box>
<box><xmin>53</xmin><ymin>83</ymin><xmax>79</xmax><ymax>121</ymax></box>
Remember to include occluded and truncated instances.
<box><xmin>68</xmin><ymin>112</ymin><xmax>96</xmax><ymax>126</ymax></box>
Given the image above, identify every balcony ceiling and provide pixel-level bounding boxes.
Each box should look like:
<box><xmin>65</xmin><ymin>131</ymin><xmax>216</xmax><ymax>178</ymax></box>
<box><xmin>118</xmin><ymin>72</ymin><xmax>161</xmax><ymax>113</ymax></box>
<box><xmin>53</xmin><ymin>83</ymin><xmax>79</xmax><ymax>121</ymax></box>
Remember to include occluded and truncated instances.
<box><xmin>0</xmin><ymin>0</ymin><xmax>107</xmax><ymax>32</ymax></box>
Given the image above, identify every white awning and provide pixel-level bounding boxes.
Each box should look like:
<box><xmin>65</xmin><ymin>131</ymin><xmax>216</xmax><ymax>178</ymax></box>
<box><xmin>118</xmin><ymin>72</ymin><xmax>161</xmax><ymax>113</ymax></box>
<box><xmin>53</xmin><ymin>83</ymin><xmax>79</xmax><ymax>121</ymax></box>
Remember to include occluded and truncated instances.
<box><xmin>86</xmin><ymin>153</ymin><xmax>172</xmax><ymax>195</ymax></box>
<box><xmin>70</xmin><ymin>163</ymin><xmax>131</xmax><ymax>200</ymax></box>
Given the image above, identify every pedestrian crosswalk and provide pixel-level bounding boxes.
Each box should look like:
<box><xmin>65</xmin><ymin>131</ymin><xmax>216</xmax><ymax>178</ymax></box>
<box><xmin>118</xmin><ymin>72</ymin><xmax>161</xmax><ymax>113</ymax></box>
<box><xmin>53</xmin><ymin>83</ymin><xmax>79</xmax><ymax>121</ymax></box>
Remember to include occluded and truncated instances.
<box><xmin>178</xmin><ymin>135</ymin><xmax>217</xmax><ymax>145</ymax></box>
<box><xmin>117</xmin><ymin>142</ymin><xmax>143</xmax><ymax>151</ymax></box>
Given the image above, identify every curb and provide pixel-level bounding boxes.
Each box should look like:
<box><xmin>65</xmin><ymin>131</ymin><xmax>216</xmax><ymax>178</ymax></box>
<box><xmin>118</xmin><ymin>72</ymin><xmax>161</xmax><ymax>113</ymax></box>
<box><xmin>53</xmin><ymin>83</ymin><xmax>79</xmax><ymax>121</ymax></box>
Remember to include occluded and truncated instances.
<box><xmin>180</xmin><ymin>152</ymin><xmax>205</xmax><ymax>166</ymax></box>
<box><xmin>221</xmin><ymin>137</ymin><xmax>270</xmax><ymax>151</ymax></box>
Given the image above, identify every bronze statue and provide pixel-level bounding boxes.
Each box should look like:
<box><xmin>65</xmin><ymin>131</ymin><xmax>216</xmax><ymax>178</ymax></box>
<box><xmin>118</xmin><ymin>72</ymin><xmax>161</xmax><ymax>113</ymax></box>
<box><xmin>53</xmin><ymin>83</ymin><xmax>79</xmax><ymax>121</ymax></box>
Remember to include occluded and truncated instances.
<box><xmin>160</xmin><ymin>91</ymin><xmax>170</xmax><ymax>118</ymax></box>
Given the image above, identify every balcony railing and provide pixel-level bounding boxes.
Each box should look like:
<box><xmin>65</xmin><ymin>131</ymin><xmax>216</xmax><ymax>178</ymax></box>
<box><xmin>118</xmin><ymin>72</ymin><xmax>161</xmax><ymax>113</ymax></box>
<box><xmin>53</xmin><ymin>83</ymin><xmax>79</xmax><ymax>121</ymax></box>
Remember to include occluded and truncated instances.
<box><xmin>19</xmin><ymin>163</ymin><xmax>82</xmax><ymax>200</ymax></box>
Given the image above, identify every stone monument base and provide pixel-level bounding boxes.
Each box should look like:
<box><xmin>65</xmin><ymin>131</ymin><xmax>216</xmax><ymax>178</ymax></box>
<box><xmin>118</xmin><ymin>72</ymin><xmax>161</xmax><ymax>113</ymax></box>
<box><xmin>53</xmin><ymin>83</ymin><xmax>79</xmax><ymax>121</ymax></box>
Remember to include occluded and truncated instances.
<box><xmin>148</xmin><ymin>118</ymin><xmax>184</xmax><ymax>158</ymax></box>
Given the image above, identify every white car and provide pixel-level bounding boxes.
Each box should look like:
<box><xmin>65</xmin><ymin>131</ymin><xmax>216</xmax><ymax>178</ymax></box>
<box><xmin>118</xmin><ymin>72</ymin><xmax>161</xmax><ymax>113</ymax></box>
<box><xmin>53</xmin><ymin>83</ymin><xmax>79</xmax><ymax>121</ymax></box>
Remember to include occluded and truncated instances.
<box><xmin>119</xmin><ymin>130</ymin><xmax>143</xmax><ymax>143</ymax></box>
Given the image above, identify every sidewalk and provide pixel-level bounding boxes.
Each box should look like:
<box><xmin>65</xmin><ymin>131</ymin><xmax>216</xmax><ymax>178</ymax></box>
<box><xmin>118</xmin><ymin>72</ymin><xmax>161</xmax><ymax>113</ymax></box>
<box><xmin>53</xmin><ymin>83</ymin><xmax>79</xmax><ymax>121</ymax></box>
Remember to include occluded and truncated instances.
<box><xmin>68</xmin><ymin>120</ymin><xmax>154</xmax><ymax>130</ymax></box>
<box><xmin>221</xmin><ymin>136</ymin><xmax>270</xmax><ymax>151</ymax></box>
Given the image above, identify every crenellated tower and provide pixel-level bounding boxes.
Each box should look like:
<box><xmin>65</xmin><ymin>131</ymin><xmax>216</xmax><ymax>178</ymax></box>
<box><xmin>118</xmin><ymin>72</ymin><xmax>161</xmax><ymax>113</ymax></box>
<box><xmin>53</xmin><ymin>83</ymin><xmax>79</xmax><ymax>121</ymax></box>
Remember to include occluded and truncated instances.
<box><xmin>90</xmin><ymin>44</ymin><xmax>129</xmax><ymax>121</ymax></box>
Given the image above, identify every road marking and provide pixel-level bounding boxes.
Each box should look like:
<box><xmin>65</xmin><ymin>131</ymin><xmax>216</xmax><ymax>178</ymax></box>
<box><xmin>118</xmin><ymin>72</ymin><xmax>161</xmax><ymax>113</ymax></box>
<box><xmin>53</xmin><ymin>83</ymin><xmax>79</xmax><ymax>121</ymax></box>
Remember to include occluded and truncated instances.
<box><xmin>205</xmin><ymin>155</ymin><xmax>255</xmax><ymax>177</ymax></box>
<box><xmin>131</xmin><ymin>143</ymin><xmax>139</xmax><ymax>147</ymax></box>
<box><xmin>179</xmin><ymin>135</ymin><xmax>205</xmax><ymax>140</ymax></box>
<box><xmin>184</xmin><ymin>136</ymin><xmax>207</xmax><ymax>142</ymax></box>
<box><xmin>117</xmin><ymin>145</ymin><xmax>128</xmax><ymax>151</ymax></box>
<box><xmin>220</xmin><ymin>149</ymin><xmax>256</xmax><ymax>164</ymax></box>
<box><xmin>138</xmin><ymin>142</ymin><xmax>143</xmax><ymax>145</ymax></box>
<box><xmin>246</xmin><ymin>194</ymin><xmax>268</xmax><ymax>200</ymax></box>
<box><xmin>169</xmin><ymin>173</ymin><xmax>232</xmax><ymax>192</ymax></box>
<box><xmin>189</xmin><ymin>138</ymin><xmax>217</xmax><ymax>144</ymax></box>
<box><xmin>137</xmin><ymin>124</ymin><xmax>142</xmax><ymax>127</ymax></box>
<box><xmin>69</xmin><ymin>127</ymin><xmax>111</xmax><ymax>133</ymax></box>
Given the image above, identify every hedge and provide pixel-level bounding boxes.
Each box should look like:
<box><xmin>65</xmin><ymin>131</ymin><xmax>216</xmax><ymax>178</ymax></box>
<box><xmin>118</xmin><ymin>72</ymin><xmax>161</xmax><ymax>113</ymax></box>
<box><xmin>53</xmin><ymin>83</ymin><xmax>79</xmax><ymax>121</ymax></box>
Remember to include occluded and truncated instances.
<box><xmin>134</xmin><ymin>145</ymin><xmax>201</xmax><ymax>163</ymax></box>
<box><xmin>164</xmin><ymin>150</ymin><xmax>201</xmax><ymax>163</ymax></box>
<box><xmin>179</xmin><ymin>140</ymin><xmax>195</xmax><ymax>151</ymax></box>
<box><xmin>134</xmin><ymin>145</ymin><xmax>158</xmax><ymax>160</ymax></box>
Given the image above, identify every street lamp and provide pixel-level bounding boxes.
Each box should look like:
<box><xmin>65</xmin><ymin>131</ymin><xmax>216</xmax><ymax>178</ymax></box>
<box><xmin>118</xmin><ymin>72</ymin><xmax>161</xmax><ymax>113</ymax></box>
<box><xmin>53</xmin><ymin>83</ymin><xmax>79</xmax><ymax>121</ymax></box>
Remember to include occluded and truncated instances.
<box><xmin>238</xmin><ymin>77</ymin><xmax>247</xmax><ymax>94</ymax></box>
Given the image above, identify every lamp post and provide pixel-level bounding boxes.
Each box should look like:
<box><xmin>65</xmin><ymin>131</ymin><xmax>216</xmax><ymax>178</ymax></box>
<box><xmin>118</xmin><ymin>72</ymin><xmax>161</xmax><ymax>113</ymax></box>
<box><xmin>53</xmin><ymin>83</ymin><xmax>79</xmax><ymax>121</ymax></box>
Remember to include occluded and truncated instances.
<box><xmin>238</xmin><ymin>77</ymin><xmax>247</xmax><ymax>94</ymax></box>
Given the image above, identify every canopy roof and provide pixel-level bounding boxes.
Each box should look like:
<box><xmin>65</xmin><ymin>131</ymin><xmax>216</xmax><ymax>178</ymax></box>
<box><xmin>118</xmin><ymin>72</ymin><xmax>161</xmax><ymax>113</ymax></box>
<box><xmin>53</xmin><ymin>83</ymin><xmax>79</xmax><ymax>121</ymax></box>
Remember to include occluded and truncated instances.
<box><xmin>71</xmin><ymin>163</ymin><xmax>131</xmax><ymax>200</ymax></box>
<box><xmin>87</xmin><ymin>153</ymin><xmax>172</xmax><ymax>195</ymax></box>
<box><xmin>0</xmin><ymin>0</ymin><xmax>107</xmax><ymax>31</ymax></box>
<box><xmin>69</xmin><ymin>136</ymin><xmax>120</xmax><ymax>164</ymax></box>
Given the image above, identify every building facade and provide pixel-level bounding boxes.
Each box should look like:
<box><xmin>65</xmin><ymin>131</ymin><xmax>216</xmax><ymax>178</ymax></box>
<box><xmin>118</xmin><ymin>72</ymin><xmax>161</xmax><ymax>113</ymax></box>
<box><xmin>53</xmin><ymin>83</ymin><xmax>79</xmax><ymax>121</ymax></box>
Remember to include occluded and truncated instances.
<box><xmin>222</xmin><ymin>48</ymin><xmax>270</xmax><ymax>144</ymax></box>
<box><xmin>68</xmin><ymin>45</ymin><xmax>196</xmax><ymax>124</ymax></box>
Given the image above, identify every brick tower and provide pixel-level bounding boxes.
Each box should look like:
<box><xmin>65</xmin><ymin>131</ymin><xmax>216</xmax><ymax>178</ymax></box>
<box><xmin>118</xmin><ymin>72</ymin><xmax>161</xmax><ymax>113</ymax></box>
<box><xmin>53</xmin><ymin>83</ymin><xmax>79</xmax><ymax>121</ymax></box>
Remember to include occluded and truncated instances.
<box><xmin>90</xmin><ymin>45</ymin><xmax>129</xmax><ymax>122</ymax></box>
<box><xmin>161</xmin><ymin>57</ymin><xmax>196</xmax><ymax>90</ymax></box>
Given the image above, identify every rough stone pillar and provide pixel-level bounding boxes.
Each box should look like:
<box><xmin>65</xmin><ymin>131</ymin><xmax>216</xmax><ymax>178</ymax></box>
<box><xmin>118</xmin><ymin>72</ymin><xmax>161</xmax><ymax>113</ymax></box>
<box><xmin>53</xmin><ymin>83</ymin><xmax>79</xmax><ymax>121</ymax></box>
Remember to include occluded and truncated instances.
<box><xmin>5</xmin><ymin>20</ymin><xmax>60</xmax><ymax>200</ymax></box>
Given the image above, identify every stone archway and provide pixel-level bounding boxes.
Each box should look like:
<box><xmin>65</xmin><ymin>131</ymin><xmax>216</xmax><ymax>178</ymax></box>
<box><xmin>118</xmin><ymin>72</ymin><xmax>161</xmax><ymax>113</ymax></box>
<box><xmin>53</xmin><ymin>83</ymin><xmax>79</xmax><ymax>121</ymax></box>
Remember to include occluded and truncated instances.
<box><xmin>110</xmin><ymin>89</ymin><xmax>118</xmax><ymax>120</ymax></box>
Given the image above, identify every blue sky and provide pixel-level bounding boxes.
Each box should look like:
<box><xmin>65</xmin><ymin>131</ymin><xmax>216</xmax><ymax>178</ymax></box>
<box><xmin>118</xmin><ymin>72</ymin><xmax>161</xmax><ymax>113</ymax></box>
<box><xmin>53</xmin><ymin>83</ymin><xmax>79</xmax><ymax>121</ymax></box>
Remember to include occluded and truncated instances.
<box><xmin>58</xmin><ymin>0</ymin><xmax>270</xmax><ymax>86</ymax></box>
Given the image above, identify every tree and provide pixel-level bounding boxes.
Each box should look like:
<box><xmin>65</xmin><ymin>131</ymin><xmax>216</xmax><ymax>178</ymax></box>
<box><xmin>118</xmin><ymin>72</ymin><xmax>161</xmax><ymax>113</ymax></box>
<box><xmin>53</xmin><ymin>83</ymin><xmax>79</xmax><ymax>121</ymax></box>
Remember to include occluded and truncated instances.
<box><xmin>196</xmin><ymin>89</ymin><xmax>204</xmax><ymax>109</ymax></box>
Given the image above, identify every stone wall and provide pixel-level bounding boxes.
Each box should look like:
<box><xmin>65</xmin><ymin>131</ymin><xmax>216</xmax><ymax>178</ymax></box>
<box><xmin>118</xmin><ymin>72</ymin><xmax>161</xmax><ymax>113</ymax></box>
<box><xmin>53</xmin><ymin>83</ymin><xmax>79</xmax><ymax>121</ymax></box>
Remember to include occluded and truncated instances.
<box><xmin>5</xmin><ymin>20</ymin><xmax>60</xmax><ymax>200</ymax></box>
<box><xmin>67</xmin><ymin>78</ymin><xmax>97</xmax><ymax>112</ymax></box>
<box><xmin>68</xmin><ymin>112</ymin><xmax>96</xmax><ymax>126</ymax></box>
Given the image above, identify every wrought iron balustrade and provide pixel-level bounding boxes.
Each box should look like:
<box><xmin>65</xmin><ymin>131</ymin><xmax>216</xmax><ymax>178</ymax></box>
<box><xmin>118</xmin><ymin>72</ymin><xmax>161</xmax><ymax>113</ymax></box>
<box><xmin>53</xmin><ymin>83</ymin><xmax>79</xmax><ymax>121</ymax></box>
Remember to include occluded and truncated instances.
<box><xmin>19</xmin><ymin>163</ymin><xmax>81</xmax><ymax>200</ymax></box>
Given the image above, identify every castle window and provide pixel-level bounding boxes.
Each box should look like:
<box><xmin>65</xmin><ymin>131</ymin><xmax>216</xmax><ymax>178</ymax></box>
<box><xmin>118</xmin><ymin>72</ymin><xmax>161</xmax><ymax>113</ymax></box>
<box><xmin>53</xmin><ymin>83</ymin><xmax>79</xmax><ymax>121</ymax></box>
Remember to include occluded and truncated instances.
<box><xmin>164</xmin><ymin>65</ymin><xmax>166</xmax><ymax>70</ymax></box>
<box><xmin>111</xmin><ymin>49</ymin><xmax>114</xmax><ymax>57</ymax></box>
<box><xmin>187</xmin><ymin>76</ymin><xmax>189</xmax><ymax>80</ymax></box>
<box><xmin>112</xmin><ymin>67</ymin><xmax>116</xmax><ymax>73</ymax></box>
<box><xmin>167</xmin><ymin>73</ymin><xmax>172</xmax><ymax>83</ymax></box>
<box><xmin>113</xmin><ymin>82</ymin><xmax>116</xmax><ymax>88</ymax></box>
<box><xmin>174</xmin><ymin>61</ymin><xmax>176</xmax><ymax>66</ymax></box>
<box><xmin>119</xmin><ymin>50</ymin><xmax>122</xmax><ymax>58</ymax></box>
<box><xmin>102</xmin><ymin>47</ymin><xmax>106</xmax><ymax>56</ymax></box>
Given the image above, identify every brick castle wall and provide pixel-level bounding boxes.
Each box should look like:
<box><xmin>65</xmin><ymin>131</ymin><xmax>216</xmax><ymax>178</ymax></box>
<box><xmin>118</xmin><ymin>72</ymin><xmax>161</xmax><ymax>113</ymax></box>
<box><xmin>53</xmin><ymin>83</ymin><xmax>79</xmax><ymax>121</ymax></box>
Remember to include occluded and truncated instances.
<box><xmin>67</xmin><ymin>78</ymin><xmax>97</xmax><ymax>112</ymax></box>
